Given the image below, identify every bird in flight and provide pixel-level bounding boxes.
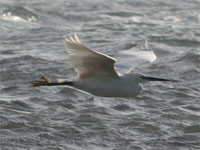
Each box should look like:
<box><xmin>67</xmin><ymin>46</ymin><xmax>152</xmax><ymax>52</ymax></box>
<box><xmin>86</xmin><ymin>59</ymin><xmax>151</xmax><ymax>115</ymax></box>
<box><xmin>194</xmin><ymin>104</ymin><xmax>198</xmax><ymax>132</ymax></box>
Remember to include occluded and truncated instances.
<box><xmin>32</xmin><ymin>34</ymin><xmax>172</xmax><ymax>97</ymax></box>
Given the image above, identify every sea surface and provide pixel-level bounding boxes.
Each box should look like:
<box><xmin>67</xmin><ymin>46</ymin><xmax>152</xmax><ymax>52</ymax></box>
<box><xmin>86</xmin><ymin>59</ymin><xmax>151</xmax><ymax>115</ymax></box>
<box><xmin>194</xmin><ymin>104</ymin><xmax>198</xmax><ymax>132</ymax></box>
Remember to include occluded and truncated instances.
<box><xmin>0</xmin><ymin>0</ymin><xmax>200</xmax><ymax>150</ymax></box>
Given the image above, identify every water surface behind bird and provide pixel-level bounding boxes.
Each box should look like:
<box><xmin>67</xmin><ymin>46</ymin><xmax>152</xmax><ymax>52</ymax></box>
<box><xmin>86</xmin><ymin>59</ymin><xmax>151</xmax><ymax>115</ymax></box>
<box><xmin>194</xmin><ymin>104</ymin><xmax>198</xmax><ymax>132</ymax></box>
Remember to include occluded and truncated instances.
<box><xmin>0</xmin><ymin>0</ymin><xmax>200</xmax><ymax>149</ymax></box>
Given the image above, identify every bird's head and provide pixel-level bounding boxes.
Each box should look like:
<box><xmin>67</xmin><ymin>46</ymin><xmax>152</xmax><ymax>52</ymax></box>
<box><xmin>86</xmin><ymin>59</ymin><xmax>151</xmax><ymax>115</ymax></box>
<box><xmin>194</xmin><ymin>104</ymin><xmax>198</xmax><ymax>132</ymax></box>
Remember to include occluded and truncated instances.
<box><xmin>126</xmin><ymin>72</ymin><xmax>172</xmax><ymax>84</ymax></box>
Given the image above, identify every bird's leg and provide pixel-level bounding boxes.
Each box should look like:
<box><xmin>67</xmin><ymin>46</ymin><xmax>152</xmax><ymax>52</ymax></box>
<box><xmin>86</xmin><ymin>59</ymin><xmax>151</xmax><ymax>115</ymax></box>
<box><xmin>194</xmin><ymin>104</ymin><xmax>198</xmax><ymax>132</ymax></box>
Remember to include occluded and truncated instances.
<box><xmin>32</xmin><ymin>76</ymin><xmax>74</xmax><ymax>87</ymax></box>
<box><xmin>32</xmin><ymin>76</ymin><xmax>51</xmax><ymax>87</ymax></box>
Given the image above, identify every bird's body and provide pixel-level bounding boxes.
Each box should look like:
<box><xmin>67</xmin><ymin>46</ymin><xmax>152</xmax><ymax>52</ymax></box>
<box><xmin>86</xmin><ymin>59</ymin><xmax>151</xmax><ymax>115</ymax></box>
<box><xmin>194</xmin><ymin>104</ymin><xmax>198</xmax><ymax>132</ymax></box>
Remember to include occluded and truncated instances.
<box><xmin>73</xmin><ymin>74</ymin><xmax>142</xmax><ymax>97</ymax></box>
<box><xmin>32</xmin><ymin>34</ymin><xmax>171</xmax><ymax>97</ymax></box>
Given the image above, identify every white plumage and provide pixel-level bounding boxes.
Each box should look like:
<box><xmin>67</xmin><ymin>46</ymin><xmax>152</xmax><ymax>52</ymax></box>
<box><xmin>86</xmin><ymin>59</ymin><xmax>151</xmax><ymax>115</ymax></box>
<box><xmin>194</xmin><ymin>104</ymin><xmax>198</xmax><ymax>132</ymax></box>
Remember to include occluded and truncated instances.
<box><xmin>33</xmin><ymin>34</ymin><xmax>171</xmax><ymax>97</ymax></box>
<box><xmin>63</xmin><ymin>34</ymin><xmax>119</xmax><ymax>79</ymax></box>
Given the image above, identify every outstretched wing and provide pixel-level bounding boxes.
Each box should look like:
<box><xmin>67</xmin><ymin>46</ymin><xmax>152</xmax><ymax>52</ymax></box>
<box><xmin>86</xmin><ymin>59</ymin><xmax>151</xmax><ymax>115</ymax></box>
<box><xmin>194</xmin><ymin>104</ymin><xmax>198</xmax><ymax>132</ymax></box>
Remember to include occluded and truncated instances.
<box><xmin>115</xmin><ymin>40</ymin><xmax>157</xmax><ymax>74</ymax></box>
<box><xmin>63</xmin><ymin>34</ymin><xmax>119</xmax><ymax>79</ymax></box>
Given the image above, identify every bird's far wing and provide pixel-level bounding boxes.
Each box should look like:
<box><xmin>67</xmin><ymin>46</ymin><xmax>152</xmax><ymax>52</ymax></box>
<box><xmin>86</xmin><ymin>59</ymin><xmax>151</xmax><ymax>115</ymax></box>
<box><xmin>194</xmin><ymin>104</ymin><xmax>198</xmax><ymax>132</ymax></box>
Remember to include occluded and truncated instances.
<box><xmin>63</xmin><ymin>34</ymin><xmax>119</xmax><ymax>79</ymax></box>
<box><xmin>115</xmin><ymin>40</ymin><xmax>157</xmax><ymax>74</ymax></box>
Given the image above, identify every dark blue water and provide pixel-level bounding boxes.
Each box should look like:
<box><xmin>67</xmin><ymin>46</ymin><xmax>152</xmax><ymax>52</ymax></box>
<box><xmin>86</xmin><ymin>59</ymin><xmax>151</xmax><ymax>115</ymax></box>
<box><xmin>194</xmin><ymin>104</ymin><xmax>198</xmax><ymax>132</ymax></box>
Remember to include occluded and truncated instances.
<box><xmin>0</xmin><ymin>0</ymin><xmax>200</xmax><ymax>149</ymax></box>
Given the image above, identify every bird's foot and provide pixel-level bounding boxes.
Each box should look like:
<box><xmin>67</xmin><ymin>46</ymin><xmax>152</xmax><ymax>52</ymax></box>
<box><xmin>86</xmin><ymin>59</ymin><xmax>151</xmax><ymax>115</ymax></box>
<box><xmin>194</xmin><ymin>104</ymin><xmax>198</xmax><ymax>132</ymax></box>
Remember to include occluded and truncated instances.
<box><xmin>32</xmin><ymin>76</ymin><xmax>51</xmax><ymax>87</ymax></box>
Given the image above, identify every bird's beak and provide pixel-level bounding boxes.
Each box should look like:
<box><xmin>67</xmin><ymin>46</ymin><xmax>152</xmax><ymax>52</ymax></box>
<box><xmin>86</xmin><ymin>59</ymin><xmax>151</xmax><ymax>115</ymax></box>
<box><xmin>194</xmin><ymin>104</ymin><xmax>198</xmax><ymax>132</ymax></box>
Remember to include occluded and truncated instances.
<box><xmin>141</xmin><ymin>75</ymin><xmax>172</xmax><ymax>82</ymax></box>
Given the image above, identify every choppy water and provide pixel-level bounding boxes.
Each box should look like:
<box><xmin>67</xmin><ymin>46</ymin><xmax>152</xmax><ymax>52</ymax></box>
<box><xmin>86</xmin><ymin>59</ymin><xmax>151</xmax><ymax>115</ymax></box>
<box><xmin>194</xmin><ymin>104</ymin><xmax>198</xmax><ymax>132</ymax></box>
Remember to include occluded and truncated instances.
<box><xmin>0</xmin><ymin>0</ymin><xmax>200</xmax><ymax>149</ymax></box>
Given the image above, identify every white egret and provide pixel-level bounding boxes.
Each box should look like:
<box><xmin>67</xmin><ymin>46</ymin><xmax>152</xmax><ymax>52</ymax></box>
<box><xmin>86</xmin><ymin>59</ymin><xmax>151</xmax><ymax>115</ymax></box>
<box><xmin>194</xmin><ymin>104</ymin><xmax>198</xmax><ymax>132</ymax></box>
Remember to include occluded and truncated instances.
<box><xmin>32</xmin><ymin>34</ymin><xmax>172</xmax><ymax>97</ymax></box>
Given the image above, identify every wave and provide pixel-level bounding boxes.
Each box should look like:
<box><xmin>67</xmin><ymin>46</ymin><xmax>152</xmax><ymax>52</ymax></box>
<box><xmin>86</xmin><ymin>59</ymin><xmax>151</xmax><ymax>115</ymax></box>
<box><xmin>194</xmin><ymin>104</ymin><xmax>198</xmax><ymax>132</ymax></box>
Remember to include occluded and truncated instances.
<box><xmin>1</xmin><ymin>6</ymin><xmax>38</xmax><ymax>22</ymax></box>
<box><xmin>172</xmin><ymin>49</ymin><xmax>200</xmax><ymax>63</ymax></box>
<box><xmin>150</xmin><ymin>36</ymin><xmax>200</xmax><ymax>48</ymax></box>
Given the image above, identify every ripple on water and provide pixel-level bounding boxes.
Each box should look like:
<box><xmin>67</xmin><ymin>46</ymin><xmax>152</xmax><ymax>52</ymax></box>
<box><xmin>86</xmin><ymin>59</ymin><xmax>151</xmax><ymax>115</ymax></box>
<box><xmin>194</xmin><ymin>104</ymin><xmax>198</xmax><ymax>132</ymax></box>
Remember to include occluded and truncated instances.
<box><xmin>1</xmin><ymin>6</ymin><xmax>38</xmax><ymax>22</ymax></box>
<box><xmin>150</xmin><ymin>36</ymin><xmax>200</xmax><ymax>48</ymax></box>
<box><xmin>184</xmin><ymin>125</ymin><xmax>200</xmax><ymax>134</ymax></box>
